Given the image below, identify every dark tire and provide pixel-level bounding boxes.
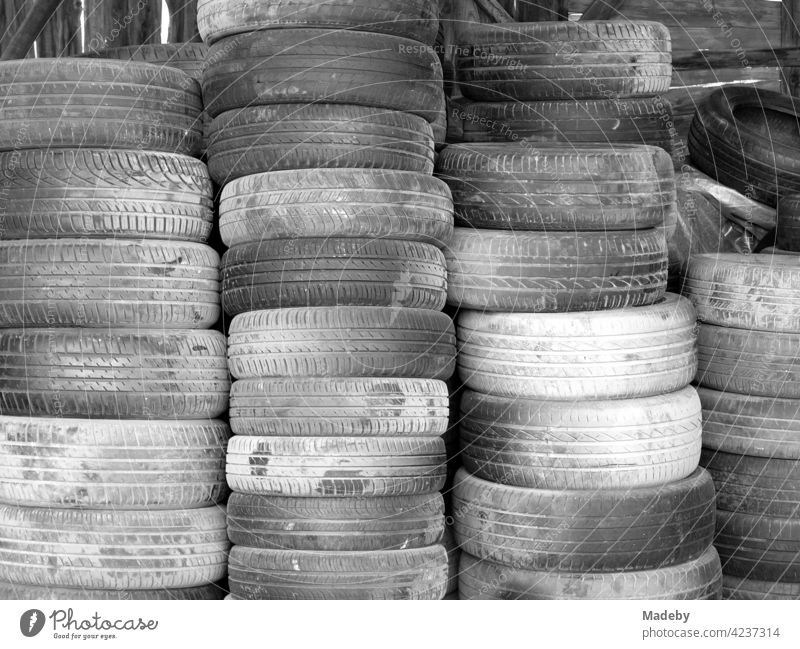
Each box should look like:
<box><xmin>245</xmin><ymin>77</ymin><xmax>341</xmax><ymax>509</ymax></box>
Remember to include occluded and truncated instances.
<box><xmin>457</xmin><ymin>21</ymin><xmax>671</xmax><ymax>102</ymax></box>
<box><xmin>203</xmin><ymin>30</ymin><xmax>443</xmax><ymax>121</ymax></box>
<box><xmin>226</xmin><ymin>436</ymin><xmax>446</xmax><ymax>497</ymax></box>
<box><xmin>219</xmin><ymin>169</ymin><xmax>453</xmax><ymax>248</ymax></box>
<box><xmin>453</xmin><ymin>468</ymin><xmax>715</xmax><ymax>572</ymax></box>
<box><xmin>207</xmin><ymin>104</ymin><xmax>434</xmax><ymax>185</ymax></box>
<box><xmin>227</xmin><ymin>493</ymin><xmax>444</xmax><ymax>551</ymax></box>
<box><xmin>86</xmin><ymin>43</ymin><xmax>208</xmax><ymax>81</ymax></box>
<box><xmin>0</xmin><ymin>416</ymin><xmax>228</xmax><ymax>509</ymax></box>
<box><xmin>229</xmin><ymin>377</ymin><xmax>448</xmax><ymax>437</ymax></box>
<box><xmin>445</xmin><ymin>227</ymin><xmax>667</xmax><ymax>312</ymax></box>
<box><xmin>436</xmin><ymin>143</ymin><xmax>674</xmax><ymax>231</ymax></box>
<box><xmin>221</xmin><ymin>238</ymin><xmax>447</xmax><ymax>314</ymax></box>
<box><xmin>0</xmin><ymin>59</ymin><xmax>202</xmax><ymax>155</ymax></box>
<box><xmin>696</xmin><ymin>325</ymin><xmax>800</xmax><ymax>399</ymax></box>
<box><xmin>458</xmin><ymin>547</ymin><xmax>722</xmax><ymax>600</ymax></box>
<box><xmin>228</xmin><ymin>545</ymin><xmax>447</xmax><ymax>600</ymax></box>
<box><xmin>0</xmin><ymin>505</ymin><xmax>228</xmax><ymax>590</ymax></box>
<box><xmin>0</xmin><ymin>149</ymin><xmax>213</xmax><ymax>241</ymax></box>
<box><xmin>444</xmin><ymin>526</ymin><xmax>460</xmax><ymax>596</ymax></box>
<box><xmin>0</xmin><ymin>582</ymin><xmax>225</xmax><ymax>600</ymax></box>
<box><xmin>197</xmin><ymin>0</ymin><xmax>439</xmax><ymax>45</ymax></box>
<box><xmin>0</xmin><ymin>329</ymin><xmax>229</xmax><ymax>419</ymax></box>
<box><xmin>0</xmin><ymin>240</ymin><xmax>220</xmax><ymax>328</ymax></box>
<box><xmin>457</xmin><ymin>294</ymin><xmax>697</xmax><ymax>399</ymax></box>
<box><xmin>723</xmin><ymin>576</ymin><xmax>800</xmax><ymax>600</ymax></box>
<box><xmin>460</xmin><ymin>386</ymin><xmax>702</xmax><ymax>489</ymax></box>
<box><xmin>228</xmin><ymin>307</ymin><xmax>456</xmax><ymax>380</ymax></box>
<box><xmin>777</xmin><ymin>194</ymin><xmax>800</xmax><ymax>252</ymax></box>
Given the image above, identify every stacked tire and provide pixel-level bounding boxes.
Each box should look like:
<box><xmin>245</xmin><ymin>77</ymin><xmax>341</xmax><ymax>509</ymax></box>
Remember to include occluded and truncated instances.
<box><xmin>685</xmin><ymin>254</ymin><xmax>800</xmax><ymax>600</ymax></box>
<box><xmin>0</xmin><ymin>58</ymin><xmax>230</xmax><ymax>599</ymax></box>
<box><xmin>198</xmin><ymin>0</ymin><xmax>457</xmax><ymax>599</ymax></box>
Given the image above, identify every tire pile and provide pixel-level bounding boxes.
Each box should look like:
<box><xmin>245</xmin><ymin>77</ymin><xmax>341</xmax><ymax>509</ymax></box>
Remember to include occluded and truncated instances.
<box><xmin>440</xmin><ymin>21</ymin><xmax>723</xmax><ymax>600</ymax></box>
<box><xmin>685</xmin><ymin>254</ymin><xmax>800</xmax><ymax>600</ymax></box>
<box><xmin>0</xmin><ymin>58</ymin><xmax>230</xmax><ymax>599</ymax></box>
<box><xmin>196</xmin><ymin>0</ymin><xmax>458</xmax><ymax>600</ymax></box>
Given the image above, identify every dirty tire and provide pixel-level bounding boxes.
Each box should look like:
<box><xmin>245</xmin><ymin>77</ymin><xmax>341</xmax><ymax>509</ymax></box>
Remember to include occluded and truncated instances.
<box><xmin>460</xmin><ymin>386</ymin><xmax>702</xmax><ymax>489</ymax></box>
<box><xmin>0</xmin><ymin>329</ymin><xmax>229</xmax><ymax>419</ymax></box>
<box><xmin>0</xmin><ymin>240</ymin><xmax>220</xmax><ymax>328</ymax></box>
<box><xmin>777</xmin><ymin>194</ymin><xmax>800</xmax><ymax>252</ymax></box>
<box><xmin>229</xmin><ymin>377</ymin><xmax>449</xmax><ymax>437</ymax></box>
<box><xmin>197</xmin><ymin>0</ymin><xmax>439</xmax><ymax>45</ymax></box>
<box><xmin>0</xmin><ymin>505</ymin><xmax>229</xmax><ymax>590</ymax></box>
<box><xmin>723</xmin><ymin>576</ymin><xmax>800</xmax><ymax>600</ymax></box>
<box><xmin>203</xmin><ymin>30</ymin><xmax>443</xmax><ymax>122</ymax></box>
<box><xmin>445</xmin><ymin>227</ymin><xmax>667</xmax><ymax>312</ymax></box>
<box><xmin>207</xmin><ymin>104</ymin><xmax>434</xmax><ymax>185</ymax></box>
<box><xmin>458</xmin><ymin>21</ymin><xmax>672</xmax><ymax>102</ymax></box>
<box><xmin>226</xmin><ymin>436</ymin><xmax>446</xmax><ymax>497</ymax></box>
<box><xmin>221</xmin><ymin>238</ymin><xmax>447</xmax><ymax>314</ymax></box>
<box><xmin>458</xmin><ymin>547</ymin><xmax>722</xmax><ymax>600</ymax></box>
<box><xmin>87</xmin><ymin>43</ymin><xmax>208</xmax><ymax>80</ymax></box>
<box><xmin>0</xmin><ymin>582</ymin><xmax>225</xmax><ymax>600</ymax></box>
<box><xmin>0</xmin><ymin>59</ymin><xmax>202</xmax><ymax>155</ymax></box>
<box><xmin>457</xmin><ymin>294</ymin><xmax>697</xmax><ymax>399</ymax></box>
<box><xmin>228</xmin><ymin>307</ymin><xmax>456</xmax><ymax>380</ymax></box>
<box><xmin>228</xmin><ymin>545</ymin><xmax>447</xmax><ymax>599</ymax></box>
<box><xmin>0</xmin><ymin>149</ymin><xmax>213</xmax><ymax>241</ymax></box>
<box><xmin>227</xmin><ymin>493</ymin><xmax>444</xmax><ymax>551</ymax></box>
<box><xmin>219</xmin><ymin>169</ymin><xmax>453</xmax><ymax>248</ymax></box>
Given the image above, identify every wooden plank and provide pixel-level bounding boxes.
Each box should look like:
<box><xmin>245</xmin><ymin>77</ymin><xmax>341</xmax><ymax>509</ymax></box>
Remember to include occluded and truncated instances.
<box><xmin>37</xmin><ymin>0</ymin><xmax>81</xmax><ymax>57</ymax></box>
<box><xmin>0</xmin><ymin>0</ymin><xmax>64</xmax><ymax>59</ymax></box>
<box><xmin>475</xmin><ymin>0</ymin><xmax>515</xmax><ymax>22</ymax></box>
<box><xmin>166</xmin><ymin>0</ymin><xmax>201</xmax><ymax>42</ymax></box>
<box><xmin>504</xmin><ymin>1</ymin><xmax>567</xmax><ymax>21</ymax></box>
<box><xmin>782</xmin><ymin>0</ymin><xmax>800</xmax><ymax>94</ymax></box>
<box><xmin>84</xmin><ymin>0</ymin><xmax>162</xmax><ymax>51</ymax></box>
<box><xmin>571</xmin><ymin>0</ymin><xmax>780</xmax><ymax>27</ymax></box>
<box><xmin>673</xmin><ymin>46</ymin><xmax>800</xmax><ymax>71</ymax></box>
<box><xmin>580</xmin><ymin>0</ymin><xmax>626</xmax><ymax>21</ymax></box>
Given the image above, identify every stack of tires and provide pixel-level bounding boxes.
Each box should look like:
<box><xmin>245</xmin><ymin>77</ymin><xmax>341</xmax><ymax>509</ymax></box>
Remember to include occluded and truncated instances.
<box><xmin>0</xmin><ymin>58</ymin><xmax>230</xmax><ymax>600</ymax></box>
<box><xmin>685</xmin><ymin>254</ymin><xmax>800</xmax><ymax>600</ymax></box>
<box><xmin>196</xmin><ymin>0</ymin><xmax>457</xmax><ymax>600</ymax></box>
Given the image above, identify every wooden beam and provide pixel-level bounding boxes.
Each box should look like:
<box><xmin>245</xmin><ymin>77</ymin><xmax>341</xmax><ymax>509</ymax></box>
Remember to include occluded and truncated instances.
<box><xmin>580</xmin><ymin>0</ymin><xmax>625</xmax><ymax>21</ymax></box>
<box><xmin>782</xmin><ymin>0</ymin><xmax>800</xmax><ymax>95</ymax></box>
<box><xmin>84</xmin><ymin>0</ymin><xmax>162</xmax><ymax>51</ymax></box>
<box><xmin>475</xmin><ymin>0</ymin><xmax>514</xmax><ymax>23</ymax></box>
<box><xmin>673</xmin><ymin>46</ymin><xmax>800</xmax><ymax>71</ymax></box>
<box><xmin>166</xmin><ymin>0</ymin><xmax>201</xmax><ymax>42</ymax></box>
<box><xmin>510</xmin><ymin>1</ymin><xmax>568</xmax><ymax>21</ymax></box>
<box><xmin>37</xmin><ymin>0</ymin><xmax>81</xmax><ymax>57</ymax></box>
<box><xmin>0</xmin><ymin>0</ymin><xmax>63</xmax><ymax>59</ymax></box>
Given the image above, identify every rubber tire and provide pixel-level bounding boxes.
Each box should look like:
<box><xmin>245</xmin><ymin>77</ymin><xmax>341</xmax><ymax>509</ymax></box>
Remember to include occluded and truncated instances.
<box><xmin>443</xmin><ymin>526</ymin><xmax>460</xmax><ymax>596</ymax></box>
<box><xmin>226</xmin><ymin>436</ymin><xmax>446</xmax><ymax>497</ymax></box>
<box><xmin>445</xmin><ymin>227</ymin><xmax>667</xmax><ymax>312</ymax></box>
<box><xmin>456</xmin><ymin>293</ymin><xmax>697</xmax><ymax>399</ymax></box>
<box><xmin>0</xmin><ymin>59</ymin><xmax>202</xmax><ymax>155</ymax></box>
<box><xmin>228</xmin><ymin>545</ymin><xmax>447</xmax><ymax>600</ymax></box>
<box><xmin>227</xmin><ymin>493</ymin><xmax>444</xmax><ymax>551</ymax></box>
<box><xmin>203</xmin><ymin>30</ymin><xmax>443</xmax><ymax>122</ymax></box>
<box><xmin>0</xmin><ymin>149</ymin><xmax>213</xmax><ymax>241</ymax></box>
<box><xmin>696</xmin><ymin>324</ymin><xmax>800</xmax><ymax>399</ymax></box>
<box><xmin>229</xmin><ymin>377</ymin><xmax>449</xmax><ymax>437</ymax></box>
<box><xmin>460</xmin><ymin>386</ymin><xmax>702</xmax><ymax>489</ymax></box>
<box><xmin>207</xmin><ymin>105</ymin><xmax>434</xmax><ymax>185</ymax></box>
<box><xmin>436</xmin><ymin>143</ymin><xmax>674</xmax><ymax>231</ymax></box>
<box><xmin>458</xmin><ymin>547</ymin><xmax>722</xmax><ymax>600</ymax></box>
<box><xmin>457</xmin><ymin>21</ymin><xmax>672</xmax><ymax>102</ymax></box>
<box><xmin>221</xmin><ymin>238</ymin><xmax>447</xmax><ymax>314</ymax></box>
<box><xmin>86</xmin><ymin>43</ymin><xmax>208</xmax><ymax>80</ymax></box>
<box><xmin>723</xmin><ymin>576</ymin><xmax>800</xmax><ymax>600</ymax></box>
<box><xmin>777</xmin><ymin>194</ymin><xmax>800</xmax><ymax>252</ymax></box>
<box><xmin>219</xmin><ymin>169</ymin><xmax>453</xmax><ymax>249</ymax></box>
<box><xmin>228</xmin><ymin>307</ymin><xmax>456</xmax><ymax>380</ymax></box>
<box><xmin>699</xmin><ymin>387</ymin><xmax>800</xmax><ymax>459</ymax></box>
<box><xmin>0</xmin><ymin>239</ymin><xmax>220</xmax><ymax>328</ymax></box>
<box><xmin>0</xmin><ymin>505</ymin><xmax>228</xmax><ymax>590</ymax></box>
<box><xmin>197</xmin><ymin>0</ymin><xmax>439</xmax><ymax>46</ymax></box>
<box><xmin>0</xmin><ymin>582</ymin><xmax>225</xmax><ymax>600</ymax></box>
<box><xmin>0</xmin><ymin>329</ymin><xmax>229</xmax><ymax>419</ymax></box>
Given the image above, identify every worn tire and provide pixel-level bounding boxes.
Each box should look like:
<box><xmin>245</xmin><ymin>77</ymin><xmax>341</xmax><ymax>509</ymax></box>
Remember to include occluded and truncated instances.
<box><xmin>445</xmin><ymin>227</ymin><xmax>667</xmax><ymax>312</ymax></box>
<box><xmin>197</xmin><ymin>0</ymin><xmax>438</xmax><ymax>45</ymax></box>
<box><xmin>207</xmin><ymin>105</ymin><xmax>434</xmax><ymax>185</ymax></box>
<box><xmin>777</xmin><ymin>194</ymin><xmax>800</xmax><ymax>252</ymax></box>
<box><xmin>228</xmin><ymin>307</ymin><xmax>456</xmax><ymax>380</ymax></box>
<box><xmin>219</xmin><ymin>169</ymin><xmax>453</xmax><ymax>248</ymax></box>
<box><xmin>203</xmin><ymin>30</ymin><xmax>443</xmax><ymax>121</ymax></box>
<box><xmin>0</xmin><ymin>59</ymin><xmax>202</xmax><ymax>155</ymax></box>
<box><xmin>437</xmin><ymin>143</ymin><xmax>674</xmax><ymax>231</ymax></box>
<box><xmin>458</xmin><ymin>22</ymin><xmax>672</xmax><ymax>102</ymax></box>
<box><xmin>723</xmin><ymin>576</ymin><xmax>800</xmax><ymax>600</ymax></box>
<box><xmin>0</xmin><ymin>582</ymin><xmax>225</xmax><ymax>600</ymax></box>
<box><xmin>86</xmin><ymin>43</ymin><xmax>208</xmax><ymax>80</ymax></box>
<box><xmin>221</xmin><ymin>238</ymin><xmax>447</xmax><ymax>314</ymax></box>
<box><xmin>0</xmin><ymin>329</ymin><xmax>229</xmax><ymax>419</ymax></box>
<box><xmin>0</xmin><ymin>505</ymin><xmax>228</xmax><ymax>590</ymax></box>
<box><xmin>228</xmin><ymin>545</ymin><xmax>447</xmax><ymax>600</ymax></box>
<box><xmin>457</xmin><ymin>294</ymin><xmax>697</xmax><ymax>399</ymax></box>
<box><xmin>696</xmin><ymin>325</ymin><xmax>800</xmax><ymax>399</ymax></box>
<box><xmin>0</xmin><ymin>149</ymin><xmax>213</xmax><ymax>241</ymax></box>
<box><xmin>0</xmin><ymin>240</ymin><xmax>220</xmax><ymax>328</ymax></box>
<box><xmin>460</xmin><ymin>386</ymin><xmax>702</xmax><ymax>489</ymax></box>
<box><xmin>226</xmin><ymin>436</ymin><xmax>446</xmax><ymax>497</ymax></box>
<box><xmin>458</xmin><ymin>547</ymin><xmax>722</xmax><ymax>600</ymax></box>
<box><xmin>227</xmin><ymin>493</ymin><xmax>444</xmax><ymax>551</ymax></box>
<box><xmin>229</xmin><ymin>377</ymin><xmax>448</xmax><ymax>437</ymax></box>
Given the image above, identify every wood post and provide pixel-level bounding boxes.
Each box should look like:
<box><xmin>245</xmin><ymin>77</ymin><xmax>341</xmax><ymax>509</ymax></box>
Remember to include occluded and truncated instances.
<box><xmin>166</xmin><ymin>0</ymin><xmax>201</xmax><ymax>43</ymax></box>
<box><xmin>84</xmin><ymin>0</ymin><xmax>162</xmax><ymax>52</ymax></box>
<box><xmin>0</xmin><ymin>0</ymin><xmax>64</xmax><ymax>59</ymax></box>
<box><xmin>781</xmin><ymin>0</ymin><xmax>800</xmax><ymax>95</ymax></box>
